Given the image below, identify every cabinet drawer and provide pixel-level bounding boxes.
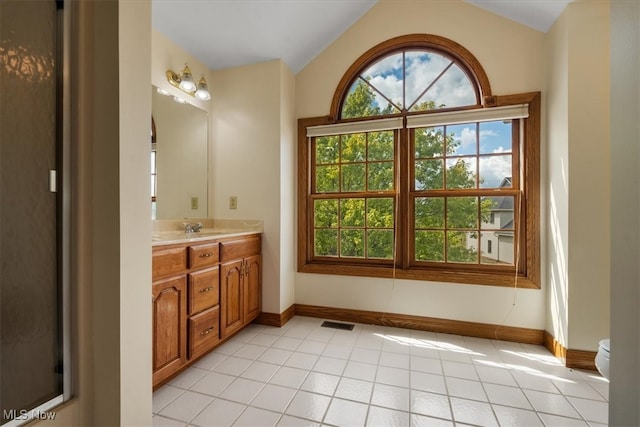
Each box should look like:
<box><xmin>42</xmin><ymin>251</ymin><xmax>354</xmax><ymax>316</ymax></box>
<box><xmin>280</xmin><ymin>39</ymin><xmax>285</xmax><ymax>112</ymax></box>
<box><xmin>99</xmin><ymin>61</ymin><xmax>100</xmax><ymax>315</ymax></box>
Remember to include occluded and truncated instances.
<box><xmin>188</xmin><ymin>267</ymin><xmax>219</xmax><ymax>315</ymax></box>
<box><xmin>189</xmin><ymin>306</ymin><xmax>220</xmax><ymax>359</ymax></box>
<box><xmin>220</xmin><ymin>236</ymin><xmax>261</xmax><ymax>262</ymax></box>
<box><xmin>153</xmin><ymin>247</ymin><xmax>187</xmax><ymax>279</ymax></box>
<box><xmin>189</xmin><ymin>243</ymin><xmax>219</xmax><ymax>269</ymax></box>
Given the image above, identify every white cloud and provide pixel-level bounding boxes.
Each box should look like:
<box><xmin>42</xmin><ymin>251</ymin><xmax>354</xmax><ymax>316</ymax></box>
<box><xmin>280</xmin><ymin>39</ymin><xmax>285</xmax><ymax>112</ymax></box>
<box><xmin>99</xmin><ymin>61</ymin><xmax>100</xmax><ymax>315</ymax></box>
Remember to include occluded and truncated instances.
<box><xmin>479</xmin><ymin>155</ymin><xmax>511</xmax><ymax>188</ymax></box>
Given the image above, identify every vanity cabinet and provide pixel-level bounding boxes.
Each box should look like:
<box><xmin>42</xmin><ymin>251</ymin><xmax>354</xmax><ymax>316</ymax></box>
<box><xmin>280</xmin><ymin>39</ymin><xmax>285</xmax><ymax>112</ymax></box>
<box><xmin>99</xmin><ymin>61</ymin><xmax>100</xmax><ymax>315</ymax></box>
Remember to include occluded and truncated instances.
<box><xmin>220</xmin><ymin>236</ymin><xmax>262</xmax><ymax>338</ymax></box>
<box><xmin>152</xmin><ymin>233</ymin><xmax>261</xmax><ymax>388</ymax></box>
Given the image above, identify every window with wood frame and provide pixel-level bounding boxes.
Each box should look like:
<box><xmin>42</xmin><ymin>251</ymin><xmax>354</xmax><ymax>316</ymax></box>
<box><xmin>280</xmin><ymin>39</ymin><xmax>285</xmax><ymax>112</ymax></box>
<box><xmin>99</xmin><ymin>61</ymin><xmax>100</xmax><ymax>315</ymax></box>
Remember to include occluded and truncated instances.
<box><xmin>298</xmin><ymin>34</ymin><xmax>540</xmax><ymax>288</ymax></box>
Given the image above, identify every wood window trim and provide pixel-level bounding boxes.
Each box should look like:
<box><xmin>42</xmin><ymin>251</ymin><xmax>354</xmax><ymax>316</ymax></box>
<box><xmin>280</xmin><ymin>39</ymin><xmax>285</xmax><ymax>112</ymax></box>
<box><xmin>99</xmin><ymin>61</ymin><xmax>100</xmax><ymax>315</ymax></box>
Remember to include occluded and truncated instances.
<box><xmin>298</xmin><ymin>92</ymin><xmax>541</xmax><ymax>289</ymax></box>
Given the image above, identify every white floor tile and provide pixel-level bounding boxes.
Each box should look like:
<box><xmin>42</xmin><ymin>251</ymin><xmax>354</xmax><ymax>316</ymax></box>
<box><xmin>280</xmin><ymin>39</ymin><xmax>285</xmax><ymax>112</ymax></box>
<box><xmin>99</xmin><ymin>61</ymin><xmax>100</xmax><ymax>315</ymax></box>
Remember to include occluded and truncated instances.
<box><xmin>366</xmin><ymin>406</ymin><xmax>409</xmax><ymax>427</ymax></box>
<box><xmin>152</xmin><ymin>316</ymin><xmax>609</xmax><ymax>427</ymax></box>
<box><xmin>190</xmin><ymin>399</ymin><xmax>246</xmax><ymax>427</ymax></box>
<box><xmin>343</xmin><ymin>360</ymin><xmax>378</xmax><ymax>382</ymax></box>
<box><xmin>410</xmin><ymin>371</ymin><xmax>447</xmax><ymax>394</ymax></box>
<box><xmin>450</xmin><ymin>397</ymin><xmax>498</xmax><ymax>427</ymax></box>
<box><xmin>371</xmin><ymin>383</ymin><xmax>410</xmax><ymax>411</ymax></box>
<box><xmin>251</xmin><ymin>384</ymin><xmax>297</xmax><ymax>413</ymax></box>
<box><xmin>153</xmin><ymin>385</ymin><xmax>185</xmax><ymax>413</ymax></box>
<box><xmin>334</xmin><ymin>377</ymin><xmax>373</xmax><ymax>403</ymax></box>
<box><xmin>212</xmin><ymin>356</ymin><xmax>253</xmax><ymax>376</ymax></box>
<box><xmin>375</xmin><ymin>365</ymin><xmax>410</xmax><ymax>388</ymax></box>
<box><xmin>492</xmin><ymin>404</ymin><xmax>543</xmax><ymax>427</ymax></box>
<box><xmin>259</xmin><ymin>348</ymin><xmax>294</xmax><ymax>365</ymax></box>
<box><xmin>524</xmin><ymin>389</ymin><xmax>581</xmax><ymax>419</ymax></box>
<box><xmin>233</xmin><ymin>343</ymin><xmax>268</xmax><ymax>360</ymax></box>
<box><xmin>567</xmin><ymin>396</ymin><xmax>609</xmax><ymax>424</ymax></box>
<box><xmin>285</xmin><ymin>390</ymin><xmax>331</xmax><ymax>422</ymax></box>
<box><xmin>233</xmin><ymin>406</ymin><xmax>280</xmax><ymax>427</ymax></box>
<box><xmin>410</xmin><ymin>390</ymin><xmax>452</xmax><ymax>420</ymax></box>
<box><xmin>410</xmin><ymin>413</ymin><xmax>454</xmax><ymax>427</ymax></box>
<box><xmin>217</xmin><ymin>378</ymin><xmax>265</xmax><ymax>404</ymax></box>
<box><xmin>239</xmin><ymin>360</ymin><xmax>280</xmax><ymax>382</ymax></box>
<box><xmin>152</xmin><ymin>415</ymin><xmax>187</xmax><ymax>426</ymax></box>
<box><xmin>300</xmin><ymin>371</ymin><xmax>340</xmax><ymax>395</ymax></box>
<box><xmin>190</xmin><ymin>371</ymin><xmax>235</xmax><ymax>397</ymax></box>
<box><xmin>269</xmin><ymin>366</ymin><xmax>309</xmax><ymax>389</ymax></box>
<box><xmin>312</xmin><ymin>355</ymin><xmax>347</xmax><ymax>376</ymax></box>
<box><xmin>537</xmin><ymin>413</ymin><xmax>589</xmax><ymax>426</ymax></box>
<box><xmin>324</xmin><ymin>398</ymin><xmax>369</xmax><ymax>427</ymax></box>
<box><xmin>484</xmin><ymin>383</ymin><xmax>532</xmax><ymax>409</ymax></box>
<box><xmin>410</xmin><ymin>355</ymin><xmax>443</xmax><ymax>375</ymax></box>
<box><xmin>158</xmin><ymin>390</ymin><xmax>213</xmax><ymax>423</ymax></box>
<box><xmin>441</xmin><ymin>360</ymin><xmax>479</xmax><ymax>381</ymax></box>
<box><xmin>276</xmin><ymin>415</ymin><xmax>320</xmax><ymax>427</ymax></box>
<box><xmin>284</xmin><ymin>352</ymin><xmax>319</xmax><ymax>370</ymax></box>
<box><xmin>167</xmin><ymin>367</ymin><xmax>209</xmax><ymax>390</ymax></box>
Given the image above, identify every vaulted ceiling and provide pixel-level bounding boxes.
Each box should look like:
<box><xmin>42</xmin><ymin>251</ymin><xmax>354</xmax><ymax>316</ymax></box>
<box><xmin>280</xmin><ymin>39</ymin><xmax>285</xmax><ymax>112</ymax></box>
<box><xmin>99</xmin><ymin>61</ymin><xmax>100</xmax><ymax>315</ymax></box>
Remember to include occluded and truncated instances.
<box><xmin>152</xmin><ymin>0</ymin><xmax>572</xmax><ymax>74</ymax></box>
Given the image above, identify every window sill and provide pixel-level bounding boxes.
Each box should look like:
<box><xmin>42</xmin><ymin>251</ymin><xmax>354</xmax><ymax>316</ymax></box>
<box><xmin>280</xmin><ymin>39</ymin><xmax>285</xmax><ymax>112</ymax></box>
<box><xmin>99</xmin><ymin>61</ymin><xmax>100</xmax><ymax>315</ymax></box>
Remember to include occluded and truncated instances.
<box><xmin>298</xmin><ymin>262</ymin><xmax>539</xmax><ymax>289</ymax></box>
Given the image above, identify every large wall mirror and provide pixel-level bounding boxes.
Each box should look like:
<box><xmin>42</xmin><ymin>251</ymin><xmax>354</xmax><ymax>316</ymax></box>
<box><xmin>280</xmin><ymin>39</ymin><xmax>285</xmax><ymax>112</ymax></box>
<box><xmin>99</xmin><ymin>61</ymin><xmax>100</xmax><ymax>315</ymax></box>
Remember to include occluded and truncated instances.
<box><xmin>152</xmin><ymin>86</ymin><xmax>208</xmax><ymax>219</ymax></box>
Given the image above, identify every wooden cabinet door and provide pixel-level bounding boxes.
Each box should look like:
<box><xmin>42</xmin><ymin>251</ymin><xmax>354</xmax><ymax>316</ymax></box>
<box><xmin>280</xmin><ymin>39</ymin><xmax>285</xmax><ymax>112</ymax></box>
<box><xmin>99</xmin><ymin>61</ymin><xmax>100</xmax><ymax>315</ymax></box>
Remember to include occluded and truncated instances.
<box><xmin>220</xmin><ymin>260</ymin><xmax>243</xmax><ymax>338</ymax></box>
<box><xmin>243</xmin><ymin>255</ymin><xmax>262</xmax><ymax>323</ymax></box>
<box><xmin>152</xmin><ymin>276</ymin><xmax>187</xmax><ymax>386</ymax></box>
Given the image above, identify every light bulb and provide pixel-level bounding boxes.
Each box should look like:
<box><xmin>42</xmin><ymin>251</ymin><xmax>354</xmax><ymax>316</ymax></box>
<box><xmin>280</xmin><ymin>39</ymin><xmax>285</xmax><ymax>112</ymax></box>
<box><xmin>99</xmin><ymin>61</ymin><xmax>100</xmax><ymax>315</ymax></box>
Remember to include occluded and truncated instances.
<box><xmin>179</xmin><ymin>64</ymin><xmax>196</xmax><ymax>92</ymax></box>
<box><xmin>195</xmin><ymin>77</ymin><xmax>211</xmax><ymax>101</ymax></box>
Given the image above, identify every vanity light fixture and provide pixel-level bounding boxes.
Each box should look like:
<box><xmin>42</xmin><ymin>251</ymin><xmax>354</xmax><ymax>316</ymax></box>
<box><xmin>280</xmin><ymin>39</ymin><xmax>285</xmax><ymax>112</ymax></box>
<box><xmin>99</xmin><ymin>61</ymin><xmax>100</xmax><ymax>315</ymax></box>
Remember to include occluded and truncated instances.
<box><xmin>166</xmin><ymin>63</ymin><xmax>211</xmax><ymax>101</ymax></box>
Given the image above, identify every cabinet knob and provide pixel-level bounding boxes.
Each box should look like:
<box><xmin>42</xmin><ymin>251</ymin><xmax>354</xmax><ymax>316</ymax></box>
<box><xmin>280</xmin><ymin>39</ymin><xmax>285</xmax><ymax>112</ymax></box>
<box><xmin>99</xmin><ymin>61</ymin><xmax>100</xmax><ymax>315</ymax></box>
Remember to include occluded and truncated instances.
<box><xmin>199</xmin><ymin>326</ymin><xmax>215</xmax><ymax>336</ymax></box>
<box><xmin>199</xmin><ymin>252</ymin><xmax>213</xmax><ymax>258</ymax></box>
<box><xmin>198</xmin><ymin>286</ymin><xmax>214</xmax><ymax>293</ymax></box>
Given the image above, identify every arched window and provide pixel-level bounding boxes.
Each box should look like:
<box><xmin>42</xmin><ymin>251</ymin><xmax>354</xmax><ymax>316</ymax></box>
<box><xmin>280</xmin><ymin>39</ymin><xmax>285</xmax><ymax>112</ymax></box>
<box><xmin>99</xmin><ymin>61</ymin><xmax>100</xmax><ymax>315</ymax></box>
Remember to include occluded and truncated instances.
<box><xmin>298</xmin><ymin>34</ymin><xmax>540</xmax><ymax>289</ymax></box>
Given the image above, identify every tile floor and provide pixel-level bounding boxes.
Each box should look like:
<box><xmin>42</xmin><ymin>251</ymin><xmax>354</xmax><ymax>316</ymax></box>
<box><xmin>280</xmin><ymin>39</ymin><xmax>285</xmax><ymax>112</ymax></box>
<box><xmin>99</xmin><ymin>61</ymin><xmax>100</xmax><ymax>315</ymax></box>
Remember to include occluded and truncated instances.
<box><xmin>153</xmin><ymin>316</ymin><xmax>609</xmax><ymax>427</ymax></box>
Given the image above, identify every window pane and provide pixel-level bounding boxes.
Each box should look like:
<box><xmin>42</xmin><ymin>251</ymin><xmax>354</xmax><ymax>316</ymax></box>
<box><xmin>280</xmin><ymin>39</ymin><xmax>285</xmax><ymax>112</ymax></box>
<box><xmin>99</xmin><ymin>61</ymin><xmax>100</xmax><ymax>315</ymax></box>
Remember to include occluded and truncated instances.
<box><xmin>315</xmin><ymin>230</ymin><xmax>338</xmax><ymax>256</ymax></box>
<box><xmin>151</xmin><ymin>176</ymin><xmax>156</xmax><ymax>196</ymax></box>
<box><xmin>415</xmin><ymin>159</ymin><xmax>443</xmax><ymax>190</ymax></box>
<box><xmin>316</xmin><ymin>165</ymin><xmax>339</xmax><ymax>192</ymax></box>
<box><xmin>342</xmin><ymin>79</ymin><xmax>389</xmax><ymax>119</ymax></box>
<box><xmin>341</xmin><ymin>133</ymin><xmax>366</xmax><ymax>162</ymax></box>
<box><xmin>415</xmin><ymin>197</ymin><xmax>444</xmax><ymax>228</ymax></box>
<box><xmin>480</xmin><ymin>196</ymin><xmax>515</xmax><ymax>230</ymax></box>
<box><xmin>367</xmin><ymin>198</ymin><xmax>394</xmax><ymax>228</ymax></box>
<box><xmin>368</xmin><ymin>162</ymin><xmax>394</xmax><ymax>191</ymax></box>
<box><xmin>340</xmin><ymin>198</ymin><xmax>365</xmax><ymax>227</ymax></box>
<box><xmin>314</xmin><ymin>199</ymin><xmax>338</xmax><ymax>227</ymax></box>
<box><xmin>479</xmin><ymin>120</ymin><xmax>512</xmax><ymax>154</ymax></box>
<box><xmin>447</xmin><ymin>197</ymin><xmax>478</xmax><ymax>229</ymax></box>
<box><xmin>447</xmin><ymin>231</ymin><xmax>478</xmax><ymax>263</ymax></box>
<box><xmin>367</xmin><ymin>230</ymin><xmax>394</xmax><ymax>259</ymax></box>
<box><xmin>445</xmin><ymin>157</ymin><xmax>476</xmax><ymax>189</ymax></box>
<box><xmin>316</xmin><ymin>135</ymin><xmax>340</xmax><ymax>164</ymax></box>
<box><xmin>418</xmin><ymin>63</ymin><xmax>477</xmax><ymax>109</ymax></box>
<box><xmin>446</xmin><ymin>123</ymin><xmax>477</xmax><ymax>156</ymax></box>
<box><xmin>415</xmin><ymin>231</ymin><xmax>444</xmax><ymax>262</ymax></box>
<box><xmin>479</xmin><ymin>155</ymin><xmax>512</xmax><ymax>189</ymax></box>
<box><xmin>368</xmin><ymin>131</ymin><xmax>394</xmax><ymax>161</ymax></box>
<box><xmin>341</xmin><ymin>229</ymin><xmax>365</xmax><ymax>258</ymax></box>
<box><xmin>341</xmin><ymin>164</ymin><xmax>366</xmax><ymax>192</ymax></box>
<box><xmin>415</xmin><ymin>127</ymin><xmax>445</xmax><ymax>158</ymax></box>
<box><xmin>361</xmin><ymin>53</ymin><xmax>404</xmax><ymax>111</ymax></box>
<box><xmin>480</xmin><ymin>231</ymin><xmax>515</xmax><ymax>265</ymax></box>
<box><xmin>406</xmin><ymin>51</ymin><xmax>452</xmax><ymax>110</ymax></box>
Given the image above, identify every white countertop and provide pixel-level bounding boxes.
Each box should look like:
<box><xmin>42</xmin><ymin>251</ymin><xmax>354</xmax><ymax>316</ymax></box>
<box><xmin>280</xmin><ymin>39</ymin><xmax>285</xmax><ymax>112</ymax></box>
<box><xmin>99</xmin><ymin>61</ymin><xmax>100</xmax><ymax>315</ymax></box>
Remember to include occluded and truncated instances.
<box><xmin>152</xmin><ymin>219</ymin><xmax>263</xmax><ymax>246</ymax></box>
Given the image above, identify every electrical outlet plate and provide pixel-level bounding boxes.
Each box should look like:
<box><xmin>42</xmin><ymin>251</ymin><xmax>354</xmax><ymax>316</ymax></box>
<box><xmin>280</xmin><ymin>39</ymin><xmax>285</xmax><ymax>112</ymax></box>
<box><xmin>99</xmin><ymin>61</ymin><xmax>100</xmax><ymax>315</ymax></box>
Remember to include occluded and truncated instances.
<box><xmin>230</xmin><ymin>196</ymin><xmax>237</xmax><ymax>210</ymax></box>
<box><xmin>191</xmin><ymin>196</ymin><xmax>198</xmax><ymax>210</ymax></box>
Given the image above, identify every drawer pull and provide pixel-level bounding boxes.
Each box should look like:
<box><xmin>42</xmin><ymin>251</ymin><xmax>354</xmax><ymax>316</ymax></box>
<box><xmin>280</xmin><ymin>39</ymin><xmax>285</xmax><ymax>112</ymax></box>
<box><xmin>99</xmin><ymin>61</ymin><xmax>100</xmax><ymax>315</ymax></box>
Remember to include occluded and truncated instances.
<box><xmin>199</xmin><ymin>326</ymin><xmax>215</xmax><ymax>336</ymax></box>
<box><xmin>199</xmin><ymin>252</ymin><xmax>214</xmax><ymax>258</ymax></box>
<box><xmin>198</xmin><ymin>286</ymin><xmax>214</xmax><ymax>293</ymax></box>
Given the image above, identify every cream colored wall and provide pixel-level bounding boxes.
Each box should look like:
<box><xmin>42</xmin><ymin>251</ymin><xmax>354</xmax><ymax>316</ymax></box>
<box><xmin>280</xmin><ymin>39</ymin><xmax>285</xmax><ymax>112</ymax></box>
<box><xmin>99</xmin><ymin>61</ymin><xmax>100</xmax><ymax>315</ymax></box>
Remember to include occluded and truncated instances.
<box><xmin>565</xmin><ymin>1</ymin><xmax>610</xmax><ymax>352</ymax></box>
<box><xmin>211</xmin><ymin>60</ymin><xmax>284</xmax><ymax>314</ymax></box>
<box><xmin>544</xmin><ymin>7</ymin><xmax>570</xmax><ymax>349</ymax></box>
<box><xmin>295</xmin><ymin>0</ymin><xmax>547</xmax><ymax>329</ymax></box>
<box><xmin>544</xmin><ymin>1</ymin><xmax>611</xmax><ymax>352</ymax></box>
<box><xmin>40</xmin><ymin>0</ymin><xmax>152</xmax><ymax>425</ymax></box>
<box><xmin>609</xmin><ymin>0</ymin><xmax>640</xmax><ymax>423</ymax></box>
<box><xmin>280</xmin><ymin>61</ymin><xmax>297</xmax><ymax>311</ymax></box>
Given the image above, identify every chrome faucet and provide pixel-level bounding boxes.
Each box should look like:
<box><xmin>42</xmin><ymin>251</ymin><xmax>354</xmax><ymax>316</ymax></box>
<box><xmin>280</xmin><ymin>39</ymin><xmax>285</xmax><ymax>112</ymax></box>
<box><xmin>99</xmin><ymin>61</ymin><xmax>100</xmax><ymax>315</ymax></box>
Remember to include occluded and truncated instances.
<box><xmin>183</xmin><ymin>222</ymin><xmax>203</xmax><ymax>233</ymax></box>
